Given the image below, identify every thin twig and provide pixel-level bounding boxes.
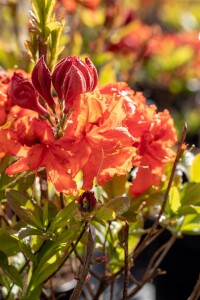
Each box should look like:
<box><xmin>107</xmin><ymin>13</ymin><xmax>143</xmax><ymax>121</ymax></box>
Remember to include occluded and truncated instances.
<box><xmin>70</xmin><ymin>225</ymin><xmax>95</xmax><ymax>300</ymax></box>
<box><xmin>60</xmin><ymin>192</ymin><xmax>65</xmax><ymax>209</ymax></box>
<box><xmin>122</xmin><ymin>222</ymin><xmax>129</xmax><ymax>300</ymax></box>
<box><xmin>110</xmin><ymin>281</ymin><xmax>114</xmax><ymax>300</ymax></box>
<box><xmin>74</xmin><ymin>247</ymin><xmax>102</xmax><ymax>281</ymax></box>
<box><xmin>126</xmin><ymin>268</ymin><xmax>164</xmax><ymax>299</ymax></box>
<box><xmin>129</xmin><ymin>274</ymin><xmax>139</xmax><ymax>286</ymax></box>
<box><xmin>126</xmin><ymin>234</ymin><xmax>176</xmax><ymax>299</ymax></box>
<box><xmin>144</xmin><ymin>234</ymin><xmax>176</xmax><ymax>277</ymax></box>
<box><xmin>188</xmin><ymin>274</ymin><xmax>200</xmax><ymax>300</ymax></box>
<box><xmin>85</xmin><ymin>281</ymin><xmax>95</xmax><ymax>298</ymax></box>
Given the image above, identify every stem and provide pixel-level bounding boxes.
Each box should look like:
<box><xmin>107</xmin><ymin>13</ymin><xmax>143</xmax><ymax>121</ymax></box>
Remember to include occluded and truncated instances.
<box><xmin>126</xmin><ymin>234</ymin><xmax>176</xmax><ymax>299</ymax></box>
<box><xmin>70</xmin><ymin>225</ymin><xmax>95</xmax><ymax>300</ymax></box>
<box><xmin>60</xmin><ymin>192</ymin><xmax>65</xmax><ymax>209</ymax></box>
<box><xmin>122</xmin><ymin>222</ymin><xmax>129</xmax><ymax>300</ymax></box>
<box><xmin>110</xmin><ymin>281</ymin><xmax>114</xmax><ymax>300</ymax></box>
<box><xmin>188</xmin><ymin>275</ymin><xmax>200</xmax><ymax>300</ymax></box>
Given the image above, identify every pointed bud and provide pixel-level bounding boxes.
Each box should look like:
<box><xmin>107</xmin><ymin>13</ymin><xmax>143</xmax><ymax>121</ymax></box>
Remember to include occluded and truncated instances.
<box><xmin>7</xmin><ymin>72</ymin><xmax>47</xmax><ymax>115</ymax></box>
<box><xmin>92</xmin><ymin>256</ymin><xmax>108</xmax><ymax>264</ymax></box>
<box><xmin>85</xmin><ymin>274</ymin><xmax>91</xmax><ymax>283</ymax></box>
<box><xmin>52</xmin><ymin>56</ymin><xmax>98</xmax><ymax>113</ymax></box>
<box><xmin>31</xmin><ymin>56</ymin><xmax>55</xmax><ymax>108</ymax></box>
<box><xmin>77</xmin><ymin>191</ymin><xmax>97</xmax><ymax>213</ymax></box>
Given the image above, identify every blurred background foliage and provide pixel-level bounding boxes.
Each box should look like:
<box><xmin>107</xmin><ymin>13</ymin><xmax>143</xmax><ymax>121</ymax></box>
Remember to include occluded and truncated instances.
<box><xmin>0</xmin><ymin>0</ymin><xmax>200</xmax><ymax>144</ymax></box>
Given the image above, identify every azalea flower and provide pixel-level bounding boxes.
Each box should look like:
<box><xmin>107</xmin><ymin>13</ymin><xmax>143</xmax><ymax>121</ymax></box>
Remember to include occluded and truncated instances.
<box><xmin>99</xmin><ymin>82</ymin><xmax>177</xmax><ymax>196</ymax></box>
<box><xmin>0</xmin><ymin>117</ymin><xmax>76</xmax><ymax>194</ymax></box>
<box><xmin>59</xmin><ymin>91</ymin><xmax>135</xmax><ymax>190</ymax></box>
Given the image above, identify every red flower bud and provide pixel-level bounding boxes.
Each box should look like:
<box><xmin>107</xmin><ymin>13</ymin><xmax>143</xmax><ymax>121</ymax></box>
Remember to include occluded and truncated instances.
<box><xmin>93</xmin><ymin>256</ymin><xmax>108</xmax><ymax>264</ymax></box>
<box><xmin>52</xmin><ymin>56</ymin><xmax>98</xmax><ymax>112</ymax></box>
<box><xmin>31</xmin><ymin>56</ymin><xmax>55</xmax><ymax>109</ymax></box>
<box><xmin>77</xmin><ymin>191</ymin><xmax>97</xmax><ymax>212</ymax></box>
<box><xmin>7</xmin><ymin>72</ymin><xmax>47</xmax><ymax>115</ymax></box>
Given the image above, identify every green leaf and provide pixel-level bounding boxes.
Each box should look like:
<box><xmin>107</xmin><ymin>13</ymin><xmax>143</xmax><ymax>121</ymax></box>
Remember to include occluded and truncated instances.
<box><xmin>0</xmin><ymin>251</ymin><xmax>23</xmax><ymax>289</ymax></box>
<box><xmin>48</xmin><ymin>20</ymin><xmax>64</xmax><ymax>71</ymax></box>
<box><xmin>31</xmin><ymin>0</ymin><xmax>43</xmax><ymax>23</ymax></box>
<box><xmin>99</xmin><ymin>61</ymin><xmax>116</xmax><ymax>84</ymax></box>
<box><xmin>0</xmin><ymin>230</ymin><xmax>20</xmax><ymax>256</ymax></box>
<box><xmin>180</xmin><ymin>214</ymin><xmax>200</xmax><ymax>235</ymax></box>
<box><xmin>178</xmin><ymin>205</ymin><xmax>200</xmax><ymax>216</ymax></box>
<box><xmin>28</xmin><ymin>246</ymin><xmax>69</xmax><ymax>292</ymax></box>
<box><xmin>168</xmin><ymin>186</ymin><xmax>181</xmax><ymax>214</ymax></box>
<box><xmin>3</xmin><ymin>265</ymin><xmax>23</xmax><ymax>290</ymax></box>
<box><xmin>106</xmin><ymin>197</ymin><xmax>130</xmax><ymax>216</ymax></box>
<box><xmin>48</xmin><ymin>201</ymin><xmax>77</xmax><ymax>232</ymax></box>
<box><xmin>46</xmin><ymin>21</ymin><xmax>62</xmax><ymax>33</ymax></box>
<box><xmin>18</xmin><ymin>241</ymin><xmax>38</xmax><ymax>264</ymax></box>
<box><xmin>6</xmin><ymin>189</ymin><xmax>43</xmax><ymax>229</ymax></box>
<box><xmin>190</xmin><ymin>153</ymin><xmax>200</xmax><ymax>182</ymax></box>
<box><xmin>95</xmin><ymin>207</ymin><xmax>115</xmax><ymax>221</ymax></box>
<box><xmin>18</xmin><ymin>227</ymin><xmax>46</xmax><ymax>240</ymax></box>
<box><xmin>102</xmin><ymin>175</ymin><xmax>127</xmax><ymax>200</ymax></box>
<box><xmin>0</xmin><ymin>250</ymin><xmax>8</xmax><ymax>266</ymax></box>
<box><xmin>0</xmin><ymin>251</ymin><xmax>23</xmax><ymax>290</ymax></box>
<box><xmin>45</xmin><ymin>0</ymin><xmax>56</xmax><ymax>24</ymax></box>
<box><xmin>21</xmin><ymin>283</ymin><xmax>43</xmax><ymax>300</ymax></box>
<box><xmin>55</xmin><ymin>223</ymin><xmax>81</xmax><ymax>244</ymax></box>
<box><xmin>31</xmin><ymin>0</ymin><xmax>56</xmax><ymax>32</ymax></box>
<box><xmin>0</xmin><ymin>273</ymin><xmax>10</xmax><ymax>290</ymax></box>
<box><xmin>180</xmin><ymin>183</ymin><xmax>200</xmax><ymax>206</ymax></box>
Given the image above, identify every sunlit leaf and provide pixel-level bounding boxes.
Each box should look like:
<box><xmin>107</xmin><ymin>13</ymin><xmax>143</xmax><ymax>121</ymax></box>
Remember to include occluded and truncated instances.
<box><xmin>190</xmin><ymin>153</ymin><xmax>200</xmax><ymax>182</ymax></box>
<box><xmin>169</xmin><ymin>186</ymin><xmax>181</xmax><ymax>214</ymax></box>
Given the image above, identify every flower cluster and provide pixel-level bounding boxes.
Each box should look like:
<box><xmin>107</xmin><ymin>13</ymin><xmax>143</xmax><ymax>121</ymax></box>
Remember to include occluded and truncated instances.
<box><xmin>0</xmin><ymin>56</ymin><xmax>177</xmax><ymax>197</ymax></box>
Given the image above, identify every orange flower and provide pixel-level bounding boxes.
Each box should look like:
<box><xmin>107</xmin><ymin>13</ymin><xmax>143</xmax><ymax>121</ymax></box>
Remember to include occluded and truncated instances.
<box><xmin>1</xmin><ymin>117</ymin><xmax>76</xmax><ymax>194</ymax></box>
<box><xmin>59</xmin><ymin>91</ymin><xmax>135</xmax><ymax>189</ymax></box>
<box><xmin>100</xmin><ymin>82</ymin><xmax>177</xmax><ymax>196</ymax></box>
<box><xmin>59</xmin><ymin>0</ymin><xmax>101</xmax><ymax>13</ymax></box>
<box><xmin>129</xmin><ymin>109</ymin><xmax>177</xmax><ymax>196</ymax></box>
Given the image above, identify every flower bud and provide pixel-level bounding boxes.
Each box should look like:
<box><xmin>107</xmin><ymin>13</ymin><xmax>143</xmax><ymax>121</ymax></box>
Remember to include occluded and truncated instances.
<box><xmin>77</xmin><ymin>191</ymin><xmax>97</xmax><ymax>213</ymax></box>
<box><xmin>52</xmin><ymin>56</ymin><xmax>98</xmax><ymax>112</ymax></box>
<box><xmin>93</xmin><ymin>256</ymin><xmax>108</xmax><ymax>264</ymax></box>
<box><xmin>7</xmin><ymin>72</ymin><xmax>47</xmax><ymax>115</ymax></box>
<box><xmin>31</xmin><ymin>56</ymin><xmax>55</xmax><ymax>109</ymax></box>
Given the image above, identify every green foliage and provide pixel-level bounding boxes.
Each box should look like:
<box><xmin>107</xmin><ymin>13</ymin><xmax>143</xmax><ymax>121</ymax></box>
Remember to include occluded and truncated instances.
<box><xmin>6</xmin><ymin>189</ymin><xmax>43</xmax><ymax>229</ymax></box>
<box><xmin>190</xmin><ymin>153</ymin><xmax>200</xmax><ymax>182</ymax></box>
<box><xmin>0</xmin><ymin>251</ymin><xmax>23</xmax><ymax>290</ymax></box>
